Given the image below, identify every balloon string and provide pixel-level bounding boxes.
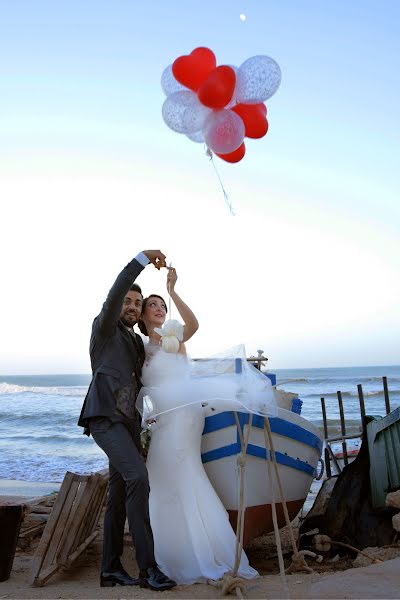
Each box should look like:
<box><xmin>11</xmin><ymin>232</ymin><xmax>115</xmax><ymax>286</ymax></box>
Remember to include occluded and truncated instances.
<box><xmin>167</xmin><ymin>262</ymin><xmax>172</xmax><ymax>319</ymax></box>
<box><xmin>206</xmin><ymin>148</ymin><xmax>235</xmax><ymax>216</ymax></box>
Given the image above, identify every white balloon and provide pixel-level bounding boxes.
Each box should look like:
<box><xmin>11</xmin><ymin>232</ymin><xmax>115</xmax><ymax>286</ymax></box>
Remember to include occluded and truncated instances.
<box><xmin>186</xmin><ymin>130</ymin><xmax>204</xmax><ymax>143</ymax></box>
<box><xmin>182</xmin><ymin>100</ymin><xmax>212</xmax><ymax>134</ymax></box>
<box><xmin>236</xmin><ymin>55</ymin><xmax>281</xmax><ymax>104</ymax></box>
<box><xmin>202</xmin><ymin>109</ymin><xmax>245</xmax><ymax>154</ymax></box>
<box><xmin>161</xmin><ymin>64</ymin><xmax>187</xmax><ymax>96</ymax></box>
<box><xmin>162</xmin><ymin>90</ymin><xmax>198</xmax><ymax>133</ymax></box>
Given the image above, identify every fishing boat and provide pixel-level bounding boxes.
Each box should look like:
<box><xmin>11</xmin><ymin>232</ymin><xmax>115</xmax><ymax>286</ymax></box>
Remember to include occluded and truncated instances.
<box><xmin>200</xmin><ymin>369</ymin><xmax>323</xmax><ymax>547</ymax></box>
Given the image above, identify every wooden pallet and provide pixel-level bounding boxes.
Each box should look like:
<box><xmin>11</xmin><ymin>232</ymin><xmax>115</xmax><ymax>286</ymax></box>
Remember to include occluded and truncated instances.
<box><xmin>29</xmin><ymin>471</ymin><xmax>108</xmax><ymax>587</ymax></box>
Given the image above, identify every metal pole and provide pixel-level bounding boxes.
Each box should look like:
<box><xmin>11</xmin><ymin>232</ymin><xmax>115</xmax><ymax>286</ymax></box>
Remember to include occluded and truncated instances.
<box><xmin>357</xmin><ymin>384</ymin><xmax>366</xmax><ymax>433</ymax></box>
<box><xmin>337</xmin><ymin>390</ymin><xmax>348</xmax><ymax>466</ymax></box>
<box><xmin>321</xmin><ymin>397</ymin><xmax>330</xmax><ymax>477</ymax></box>
<box><xmin>383</xmin><ymin>376</ymin><xmax>391</xmax><ymax>415</ymax></box>
<box><xmin>321</xmin><ymin>397</ymin><xmax>329</xmax><ymax>440</ymax></box>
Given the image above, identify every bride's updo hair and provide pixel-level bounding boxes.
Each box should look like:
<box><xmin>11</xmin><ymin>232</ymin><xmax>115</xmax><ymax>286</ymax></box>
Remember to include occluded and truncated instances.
<box><xmin>138</xmin><ymin>294</ymin><xmax>168</xmax><ymax>336</ymax></box>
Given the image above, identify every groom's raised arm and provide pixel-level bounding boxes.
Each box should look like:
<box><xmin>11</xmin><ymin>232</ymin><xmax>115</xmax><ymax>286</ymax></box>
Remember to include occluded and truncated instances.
<box><xmin>93</xmin><ymin>249</ymin><xmax>167</xmax><ymax>339</ymax></box>
<box><xmin>94</xmin><ymin>253</ymin><xmax>148</xmax><ymax>338</ymax></box>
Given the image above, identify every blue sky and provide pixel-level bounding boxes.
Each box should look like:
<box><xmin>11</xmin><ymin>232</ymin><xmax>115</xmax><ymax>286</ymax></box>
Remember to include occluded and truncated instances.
<box><xmin>0</xmin><ymin>0</ymin><xmax>399</xmax><ymax>373</ymax></box>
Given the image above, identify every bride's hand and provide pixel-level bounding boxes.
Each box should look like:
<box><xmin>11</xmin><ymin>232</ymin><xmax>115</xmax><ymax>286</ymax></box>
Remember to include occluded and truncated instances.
<box><xmin>167</xmin><ymin>267</ymin><xmax>177</xmax><ymax>294</ymax></box>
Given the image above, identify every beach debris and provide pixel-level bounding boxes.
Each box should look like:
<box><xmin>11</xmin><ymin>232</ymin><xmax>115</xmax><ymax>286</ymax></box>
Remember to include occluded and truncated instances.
<box><xmin>285</xmin><ymin>550</ymin><xmax>323</xmax><ymax>574</ymax></box>
<box><xmin>313</xmin><ymin>535</ymin><xmax>383</xmax><ymax>564</ymax></box>
<box><xmin>16</xmin><ymin>493</ymin><xmax>57</xmax><ymax>551</ymax></box>
<box><xmin>29</xmin><ymin>471</ymin><xmax>108</xmax><ymax>587</ymax></box>
<box><xmin>300</xmin><ymin>426</ymin><xmax>398</xmax><ymax>550</ymax></box>
<box><xmin>352</xmin><ymin>545</ymin><xmax>400</xmax><ymax>568</ymax></box>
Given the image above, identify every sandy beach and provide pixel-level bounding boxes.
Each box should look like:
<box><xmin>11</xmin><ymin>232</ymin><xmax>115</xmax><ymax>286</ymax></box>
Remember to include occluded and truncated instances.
<box><xmin>2</xmin><ymin>478</ymin><xmax>400</xmax><ymax>599</ymax></box>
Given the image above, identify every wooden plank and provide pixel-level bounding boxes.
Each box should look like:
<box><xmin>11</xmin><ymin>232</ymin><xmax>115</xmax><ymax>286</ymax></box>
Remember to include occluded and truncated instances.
<box><xmin>28</xmin><ymin>506</ymin><xmax>52</xmax><ymax>514</ymax></box>
<box><xmin>76</xmin><ymin>476</ymin><xmax>101</xmax><ymax>546</ymax></box>
<box><xmin>29</xmin><ymin>471</ymin><xmax>74</xmax><ymax>585</ymax></box>
<box><xmin>84</xmin><ymin>476</ymin><xmax>107</xmax><ymax>539</ymax></box>
<box><xmin>41</xmin><ymin>478</ymin><xmax>81</xmax><ymax>572</ymax></box>
<box><xmin>26</xmin><ymin>492</ymin><xmax>58</xmax><ymax>507</ymax></box>
<box><xmin>74</xmin><ymin>475</ymin><xmax>104</xmax><ymax>546</ymax></box>
<box><xmin>30</xmin><ymin>471</ymin><xmax>108</xmax><ymax>587</ymax></box>
<box><xmin>33</xmin><ymin>564</ymin><xmax>60</xmax><ymax>587</ymax></box>
<box><xmin>57</xmin><ymin>475</ymin><xmax>98</xmax><ymax>565</ymax></box>
<box><xmin>64</xmin><ymin>531</ymin><xmax>99</xmax><ymax>569</ymax></box>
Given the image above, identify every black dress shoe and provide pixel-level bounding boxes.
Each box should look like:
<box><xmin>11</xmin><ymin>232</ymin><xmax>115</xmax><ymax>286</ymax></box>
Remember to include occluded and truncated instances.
<box><xmin>100</xmin><ymin>568</ymin><xmax>140</xmax><ymax>587</ymax></box>
<box><xmin>139</xmin><ymin>566</ymin><xmax>177</xmax><ymax>591</ymax></box>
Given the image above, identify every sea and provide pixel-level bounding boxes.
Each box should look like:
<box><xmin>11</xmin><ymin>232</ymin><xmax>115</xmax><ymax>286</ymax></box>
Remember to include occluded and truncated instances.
<box><xmin>0</xmin><ymin>366</ymin><xmax>399</xmax><ymax>485</ymax></box>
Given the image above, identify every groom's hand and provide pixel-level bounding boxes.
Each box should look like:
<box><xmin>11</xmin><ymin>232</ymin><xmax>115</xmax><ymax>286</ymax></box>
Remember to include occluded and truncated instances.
<box><xmin>143</xmin><ymin>249</ymin><xmax>167</xmax><ymax>270</ymax></box>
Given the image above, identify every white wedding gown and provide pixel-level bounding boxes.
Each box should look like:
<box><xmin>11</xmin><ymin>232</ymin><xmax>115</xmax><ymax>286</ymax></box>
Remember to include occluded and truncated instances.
<box><xmin>140</xmin><ymin>344</ymin><xmax>259</xmax><ymax>584</ymax></box>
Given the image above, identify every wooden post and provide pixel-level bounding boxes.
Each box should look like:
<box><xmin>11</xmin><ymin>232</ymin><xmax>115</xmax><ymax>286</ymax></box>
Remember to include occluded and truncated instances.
<box><xmin>383</xmin><ymin>377</ymin><xmax>391</xmax><ymax>415</ymax></box>
<box><xmin>357</xmin><ymin>384</ymin><xmax>366</xmax><ymax>433</ymax></box>
<box><xmin>324</xmin><ymin>447</ymin><xmax>332</xmax><ymax>478</ymax></box>
<box><xmin>321</xmin><ymin>397</ymin><xmax>329</xmax><ymax>440</ymax></box>
<box><xmin>337</xmin><ymin>391</ymin><xmax>348</xmax><ymax>466</ymax></box>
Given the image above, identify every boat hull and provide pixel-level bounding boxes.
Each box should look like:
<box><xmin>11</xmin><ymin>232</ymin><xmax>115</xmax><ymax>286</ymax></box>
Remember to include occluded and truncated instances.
<box><xmin>201</xmin><ymin>407</ymin><xmax>323</xmax><ymax>546</ymax></box>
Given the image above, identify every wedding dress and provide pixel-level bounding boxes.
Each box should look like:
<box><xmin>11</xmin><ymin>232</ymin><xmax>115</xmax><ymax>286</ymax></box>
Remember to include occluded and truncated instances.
<box><xmin>139</xmin><ymin>342</ymin><xmax>274</xmax><ymax>584</ymax></box>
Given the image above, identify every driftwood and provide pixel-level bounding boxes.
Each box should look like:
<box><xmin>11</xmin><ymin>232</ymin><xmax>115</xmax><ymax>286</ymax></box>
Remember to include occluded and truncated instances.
<box><xmin>17</xmin><ymin>493</ymin><xmax>57</xmax><ymax>551</ymax></box>
<box><xmin>29</xmin><ymin>471</ymin><xmax>108</xmax><ymax>587</ymax></box>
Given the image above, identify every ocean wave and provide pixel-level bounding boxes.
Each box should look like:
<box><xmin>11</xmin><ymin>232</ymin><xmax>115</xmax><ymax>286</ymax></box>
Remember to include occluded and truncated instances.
<box><xmin>0</xmin><ymin>382</ymin><xmax>87</xmax><ymax>396</ymax></box>
<box><xmin>0</xmin><ymin>433</ymin><xmax>84</xmax><ymax>443</ymax></box>
<box><xmin>278</xmin><ymin>376</ymin><xmax>400</xmax><ymax>385</ymax></box>
<box><xmin>0</xmin><ymin>412</ymin><xmax>80</xmax><ymax>425</ymax></box>
<box><xmin>311</xmin><ymin>418</ymin><xmax>362</xmax><ymax>436</ymax></box>
<box><xmin>0</xmin><ymin>455</ymin><xmax>108</xmax><ymax>482</ymax></box>
<box><xmin>306</xmin><ymin>389</ymin><xmax>400</xmax><ymax>399</ymax></box>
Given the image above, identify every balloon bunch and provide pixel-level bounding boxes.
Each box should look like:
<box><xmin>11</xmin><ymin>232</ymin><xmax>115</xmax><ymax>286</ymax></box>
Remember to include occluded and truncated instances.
<box><xmin>161</xmin><ymin>47</ymin><xmax>281</xmax><ymax>163</ymax></box>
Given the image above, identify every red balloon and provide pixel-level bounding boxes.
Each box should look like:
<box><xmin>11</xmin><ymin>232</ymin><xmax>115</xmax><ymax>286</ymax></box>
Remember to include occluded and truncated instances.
<box><xmin>231</xmin><ymin>103</ymin><xmax>269</xmax><ymax>139</ymax></box>
<box><xmin>198</xmin><ymin>66</ymin><xmax>236</xmax><ymax>109</ymax></box>
<box><xmin>259</xmin><ymin>103</ymin><xmax>267</xmax><ymax>116</ymax></box>
<box><xmin>172</xmin><ymin>47</ymin><xmax>216</xmax><ymax>92</ymax></box>
<box><xmin>217</xmin><ymin>142</ymin><xmax>246</xmax><ymax>163</ymax></box>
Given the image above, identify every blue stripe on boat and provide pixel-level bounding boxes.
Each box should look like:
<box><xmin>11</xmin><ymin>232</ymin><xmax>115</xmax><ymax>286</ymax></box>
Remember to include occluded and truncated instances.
<box><xmin>202</xmin><ymin>411</ymin><xmax>322</xmax><ymax>454</ymax></box>
<box><xmin>201</xmin><ymin>442</ymin><xmax>315</xmax><ymax>475</ymax></box>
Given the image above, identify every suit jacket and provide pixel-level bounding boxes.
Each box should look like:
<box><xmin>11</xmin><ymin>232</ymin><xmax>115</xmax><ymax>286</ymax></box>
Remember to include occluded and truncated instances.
<box><xmin>78</xmin><ymin>257</ymin><xmax>146</xmax><ymax>435</ymax></box>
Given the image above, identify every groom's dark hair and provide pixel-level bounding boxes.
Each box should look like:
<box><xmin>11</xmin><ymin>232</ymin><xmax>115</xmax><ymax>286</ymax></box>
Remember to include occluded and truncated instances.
<box><xmin>138</xmin><ymin>294</ymin><xmax>167</xmax><ymax>336</ymax></box>
<box><xmin>129</xmin><ymin>283</ymin><xmax>142</xmax><ymax>295</ymax></box>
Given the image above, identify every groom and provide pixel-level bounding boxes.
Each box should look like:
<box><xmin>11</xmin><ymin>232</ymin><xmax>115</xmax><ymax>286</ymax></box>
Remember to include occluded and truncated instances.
<box><xmin>78</xmin><ymin>250</ymin><xmax>176</xmax><ymax>591</ymax></box>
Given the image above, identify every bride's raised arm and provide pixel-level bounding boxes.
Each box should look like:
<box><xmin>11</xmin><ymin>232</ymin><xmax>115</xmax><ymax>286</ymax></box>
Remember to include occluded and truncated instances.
<box><xmin>167</xmin><ymin>268</ymin><xmax>199</xmax><ymax>342</ymax></box>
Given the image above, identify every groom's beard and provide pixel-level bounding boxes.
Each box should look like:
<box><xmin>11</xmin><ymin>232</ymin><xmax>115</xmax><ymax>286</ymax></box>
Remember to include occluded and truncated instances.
<box><xmin>121</xmin><ymin>313</ymin><xmax>139</xmax><ymax>328</ymax></box>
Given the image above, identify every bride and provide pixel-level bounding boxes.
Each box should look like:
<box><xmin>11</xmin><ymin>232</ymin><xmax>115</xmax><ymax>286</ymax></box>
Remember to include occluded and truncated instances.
<box><xmin>137</xmin><ymin>267</ymin><xmax>259</xmax><ymax>585</ymax></box>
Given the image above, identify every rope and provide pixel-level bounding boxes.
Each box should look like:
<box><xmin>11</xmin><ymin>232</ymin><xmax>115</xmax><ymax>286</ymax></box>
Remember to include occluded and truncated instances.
<box><xmin>264</xmin><ymin>418</ymin><xmax>297</xmax><ymax>554</ymax></box>
<box><xmin>233</xmin><ymin>412</ymin><xmax>253</xmax><ymax>576</ymax></box>
<box><xmin>314</xmin><ymin>535</ymin><xmax>383</xmax><ymax>564</ymax></box>
<box><xmin>208</xmin><ymin>573</ymin><xmax>246</xmax><ymax>598</ymax></box>
<box><xmin>206</xmin><ymin>412</ymin><xmax>254</xmax><ymax>597</ymax></box>
<box><xmin>264</xmin><ymin>417</ymin><xmax>321</xmax><ymax>578</ymax></box>
<box><xmin>206</xmin><ymin>148</ymin><xmax>235</xmax><ymax>216</ymax></box>
<box><xmin>263</xmin><ymin>419</ymin><xmax>291</xmax><ymax>599</ymax></box>
<box><xmin>167</xmin><ymin>262</ymin><xmax>172</xmax><ymax>317</ymax></box>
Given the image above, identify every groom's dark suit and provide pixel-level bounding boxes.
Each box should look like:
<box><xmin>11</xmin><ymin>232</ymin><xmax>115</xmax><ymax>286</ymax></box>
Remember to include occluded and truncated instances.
<box><xmin>78</xmin><ymin>256</ymin><xmax>156</xmax><ymax>574</ymax></box>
